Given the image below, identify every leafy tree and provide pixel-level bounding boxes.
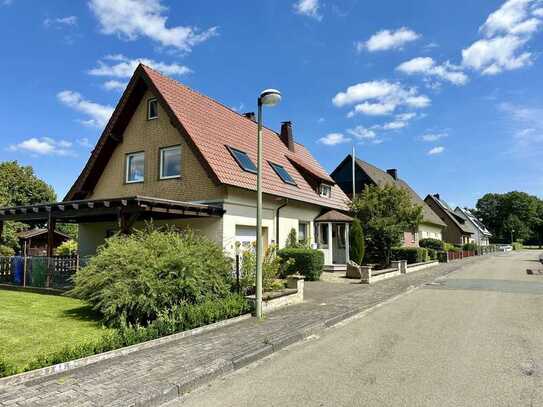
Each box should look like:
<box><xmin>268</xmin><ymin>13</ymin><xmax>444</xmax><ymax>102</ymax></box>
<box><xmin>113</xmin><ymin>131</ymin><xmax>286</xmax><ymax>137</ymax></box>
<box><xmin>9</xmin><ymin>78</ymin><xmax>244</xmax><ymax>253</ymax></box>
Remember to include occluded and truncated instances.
<box><xmin>55</xmin><ymin>239</ymin><xmax>78</xmax><ymax>256</ymax></box>
<box><xmin>475</xmin><ymin>191</ymin><xmax>542</xmax><ymax>244</ymax></box>
<box><xmin>351</xmin><ymin>184</ymin><xmax>423</xmax><ymax>266</ymax></box>
<box><xmin>349</xmin><ymin>218</ymin><xmax>365</xmax><ymax>265</ymax></box>
<box><xmin>0</xmin><ymin>162</ymin><xmax>57</xmax><ymax>252</ymax></box>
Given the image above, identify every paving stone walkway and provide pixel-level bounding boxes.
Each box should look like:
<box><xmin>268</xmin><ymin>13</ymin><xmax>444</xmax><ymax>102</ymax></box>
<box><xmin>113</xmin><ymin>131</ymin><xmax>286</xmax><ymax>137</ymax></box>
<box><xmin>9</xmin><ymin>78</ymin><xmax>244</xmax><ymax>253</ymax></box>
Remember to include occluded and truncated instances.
<box><xmin>0</xmin><ymin>256</ymin><xmax>488</xmax><ymax>406</ymax></box>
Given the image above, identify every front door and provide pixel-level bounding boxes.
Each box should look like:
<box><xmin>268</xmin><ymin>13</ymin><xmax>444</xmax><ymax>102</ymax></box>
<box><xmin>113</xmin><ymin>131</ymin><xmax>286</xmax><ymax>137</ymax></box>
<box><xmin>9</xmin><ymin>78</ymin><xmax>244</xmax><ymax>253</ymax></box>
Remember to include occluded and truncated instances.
<box><xmin>332</xmin><ymin>223</ymin><xmax>346</xmax><ymax>264</ymax></box>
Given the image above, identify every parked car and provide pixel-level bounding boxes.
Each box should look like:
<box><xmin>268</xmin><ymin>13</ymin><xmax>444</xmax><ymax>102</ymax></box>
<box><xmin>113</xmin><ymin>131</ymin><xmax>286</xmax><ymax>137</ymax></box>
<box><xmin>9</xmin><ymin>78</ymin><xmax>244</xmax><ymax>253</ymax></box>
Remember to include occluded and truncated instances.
<box><xmin>496</xmin><ymin>244</ymin><xmax>513</xmax><ymax>252</ymax></box>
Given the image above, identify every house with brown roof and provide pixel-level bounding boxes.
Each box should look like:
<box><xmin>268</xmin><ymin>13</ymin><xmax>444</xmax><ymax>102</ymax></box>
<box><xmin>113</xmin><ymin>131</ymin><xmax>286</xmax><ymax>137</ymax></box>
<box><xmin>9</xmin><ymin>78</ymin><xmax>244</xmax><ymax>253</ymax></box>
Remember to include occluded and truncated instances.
<box><xmin>330</xmin><ymin>155</ymin><xmax>446</xmax><ymax>247</ymax></box>
<box><xmin>424</xmin><ymin>194</ymin><xmax>475</xmax><ymax>245</ymax></box>
<box><xmin>17</xmin><ymin>229</ymin><xmax>71</xmax><ymax>256</ymax></box>
<box><xmin>0</xmin><ymin>64</ymin><xmax>352</xmax><ymax>270</ymax></box>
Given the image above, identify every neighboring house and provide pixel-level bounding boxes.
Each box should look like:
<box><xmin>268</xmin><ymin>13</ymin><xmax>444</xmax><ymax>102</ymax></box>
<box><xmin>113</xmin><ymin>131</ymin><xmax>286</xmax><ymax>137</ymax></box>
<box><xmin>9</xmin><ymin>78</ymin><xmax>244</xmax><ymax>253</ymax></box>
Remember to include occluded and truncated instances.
<box><xmin>454</xmin><ymin>207</ymin><xmax>492</xmax><ymax>246</ymax></box>
<box><xmin>424</xmin><ymin>194</ymin><xmax>475</xmax><ymax>245</ymax></box>
<box><xmin>331</xmin><ymin>155</ymin><xmax>446</xmax><ymax>247</ymax></box>
<box><xmin>17</xmin><ymin>229</ymin><xmax>71</xmax><ymax>256</ymax></box>
<box><xmin>0</xmin><ymin>64</ymin><xmax>352</xmax><ymax>270</ymax></box>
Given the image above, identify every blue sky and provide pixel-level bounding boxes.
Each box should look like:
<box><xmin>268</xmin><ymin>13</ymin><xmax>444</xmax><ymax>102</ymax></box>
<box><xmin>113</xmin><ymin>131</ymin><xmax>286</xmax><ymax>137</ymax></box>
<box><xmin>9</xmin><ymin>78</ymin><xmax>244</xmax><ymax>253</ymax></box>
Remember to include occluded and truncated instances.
<box><xmin>1</xmin><ymin>0</ymin><xmax>542</xmax><ymax>207</ymax></box>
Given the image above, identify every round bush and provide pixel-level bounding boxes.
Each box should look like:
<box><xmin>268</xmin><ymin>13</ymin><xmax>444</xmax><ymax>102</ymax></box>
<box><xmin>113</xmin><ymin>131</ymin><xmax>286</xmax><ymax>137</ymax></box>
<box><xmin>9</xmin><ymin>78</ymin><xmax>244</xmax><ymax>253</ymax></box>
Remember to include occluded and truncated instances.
<box><xmin>278</xmin><ymin>248</ymin><xmax>324</xmax><ymax>281</ymax></box>
<box><xmin>419</xmin><ymin>238</ymin><xmax>444</xmax><ymax>251</ymax></box>
<box><xmin>70</xmin><ymin>226</ymin><xmax>234</xmax><ymax>327</ymax></box>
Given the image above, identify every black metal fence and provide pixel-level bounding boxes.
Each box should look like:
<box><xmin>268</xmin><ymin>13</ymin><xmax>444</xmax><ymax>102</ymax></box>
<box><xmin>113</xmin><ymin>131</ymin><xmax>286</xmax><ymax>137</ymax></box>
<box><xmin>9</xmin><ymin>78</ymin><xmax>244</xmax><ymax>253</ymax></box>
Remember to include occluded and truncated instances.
<box><xmin>0</xmin><ymin>256</ymin><xmax>80</xmax><ymax>290</ymax></box>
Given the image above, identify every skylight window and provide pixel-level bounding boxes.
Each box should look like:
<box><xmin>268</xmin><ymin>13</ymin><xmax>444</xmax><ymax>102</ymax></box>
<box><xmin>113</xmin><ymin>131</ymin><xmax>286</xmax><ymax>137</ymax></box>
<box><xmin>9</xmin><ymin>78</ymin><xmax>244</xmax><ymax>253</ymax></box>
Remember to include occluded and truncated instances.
<box><xmin>227</xmin><ymin>146</ymin><xmax>257</xmax><ymax>173</ymax></box>
<box><xmin>269</xmin><ymin>162</ymin><xmax>296</xmax><ymax>185</ymax></box>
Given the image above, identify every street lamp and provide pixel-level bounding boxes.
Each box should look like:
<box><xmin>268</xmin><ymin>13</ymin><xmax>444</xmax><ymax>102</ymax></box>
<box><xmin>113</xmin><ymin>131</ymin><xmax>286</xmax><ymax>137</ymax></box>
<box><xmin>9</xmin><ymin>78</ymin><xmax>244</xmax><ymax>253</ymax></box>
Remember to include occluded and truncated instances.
<box><xmin>256</xmin><ymin>89</ymin><xmax>281</xmax><ymax>319</ymax></box>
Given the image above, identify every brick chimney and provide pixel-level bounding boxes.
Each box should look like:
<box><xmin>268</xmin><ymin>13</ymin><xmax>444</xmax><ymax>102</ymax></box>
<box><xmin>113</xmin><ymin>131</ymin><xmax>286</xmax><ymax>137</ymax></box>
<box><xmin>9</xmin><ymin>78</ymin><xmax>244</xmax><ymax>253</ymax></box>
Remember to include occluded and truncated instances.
<box><xmin>386</xmin><ymin>168</ymin><xmax>398</xmax><ymax>180</ymax></box>
<box><xmin>243</xmin><ymin>112</ymin><xmax>256</xmax><ymax>122</ymax></box>
<box><xmin>434</xmin><ymin>193</ymin><xmax>440</xmax><ymax>200</ymax></box>
<box><xmin>280</xmin><ymin>121</ymin><xmax>295</xmax><ymax>152</ymax></box>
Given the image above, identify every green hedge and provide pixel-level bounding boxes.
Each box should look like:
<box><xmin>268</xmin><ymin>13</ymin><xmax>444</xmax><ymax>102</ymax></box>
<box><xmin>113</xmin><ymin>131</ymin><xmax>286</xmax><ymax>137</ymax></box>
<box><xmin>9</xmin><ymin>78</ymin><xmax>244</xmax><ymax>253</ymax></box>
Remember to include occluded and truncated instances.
<box><xmin>390</xmin><ymin>247</ymin><xmax>428</xmax><ymax>264</ymax></box>
<box><xmin>2</xmin><ymin>294</ymin><xmax>250</xmax><ymax>377</ymax></box>
<box><xmin>437</xmin><ymin>251</ymin><xmax>448</xmax><ymax>262</ymax></box>
<box><xmin>462</xmin><ymin>242</ymin><xmax>477</xmax><ymax>251</ymax></box>
<box><xmin>278</xmin><ymin>248</ymin><xmax>324</xmax><ymax>281</ymax></box>
<box><xmin>426</xmin><ymin>248</ymin><xmax>437</xmax><ymax>260</ymax></box>
<box><xmin>419</xmin><ymin>238</ymin><xmax>444</xmax><ymax>251</ymax></box>
<box><xmin>512</xmin><ymin>242</ymin><xmax>523</xmax><ymax>251</ymax></box>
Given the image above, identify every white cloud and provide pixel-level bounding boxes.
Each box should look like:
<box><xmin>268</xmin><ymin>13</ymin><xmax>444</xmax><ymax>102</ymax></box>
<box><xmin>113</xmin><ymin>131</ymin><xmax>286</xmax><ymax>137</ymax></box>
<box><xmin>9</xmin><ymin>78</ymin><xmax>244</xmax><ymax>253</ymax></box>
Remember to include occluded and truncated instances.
<box><xmin>77</xmin><ymin>138</ymin><xmax>94</xmax><ymax>148</ymax></box>
<box><xmin>44</xmin><ymin>16</ymin><xmax>78</xmax><ymax>28</ymax></box>
<box><xmin>534</xmin><ymin>8</ymin><xmax>543</xmax><ymax>17</ymax></box>
<box><xmin>8</xmin><ymin>137</ymin><xmax>76</xmax><ymax>157</ymax></box>
<box><xmin>318</xmin><ymin>132</ymin><xmax>351</xmax><ymax>145</ymax></box>
<box><xmin>462</xmin><ymin>0</ymin><xmax>542</xmax><ymax>75</ymax></box>
<box><xmin>332</xmin><ymin>80</ymin><xmax>430</xmax><ymax>117</ymax></box>
<box><xmin>89</xmin><ymin>54</ymin><xmax>191</xmax><ymax>78</ymax></box>
<box><xmin>88</xmin><ymin>0</ymin><xmax>217</xmax><ymax>52</ymax></box>
<box><xmin>397</xmin><ymin>57</ymin><xmax>468</xmax><ymax>85</ymax></box>
<box><xmin>347</xmin><ymin>126</ymin><xmax>376</xmax><ymax>139</ymax></box>
<box><xmin>462</xmin><ymin>35</ymin><xmax>532</xmax><ymax>75</ymax></box>
<box><xmin>421</xmin><ymin>132</ymin><xmax>448</xmax><ymax>142</ymax></box>
<box><xmin>293</xmin><ymin>0</ymin><xmax>322</xmax><ymax>20</ymax></box>
<box><xmin>103</xmin><ymin>80</ymin><xmax>126</xmax><ymax>91</ymax></box>
<box><xmin>357</xmin><ymin>27</ymin><xmax>420</xmax><ymax>52</ymax></box>
<box><xmin>57</xmin><ymin>90</ymin><xmax>114</xmax><ymax>128</ymax></box>
<box><xmin>427</xmin><ymin>146</ymin><xmax>445</xmax><ymax>155</ymax></box>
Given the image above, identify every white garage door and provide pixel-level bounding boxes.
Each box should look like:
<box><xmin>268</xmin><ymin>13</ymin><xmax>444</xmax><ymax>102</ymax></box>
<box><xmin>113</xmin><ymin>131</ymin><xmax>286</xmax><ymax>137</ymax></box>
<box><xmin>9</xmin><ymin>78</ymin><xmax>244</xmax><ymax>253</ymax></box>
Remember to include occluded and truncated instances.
<box><xmin>235</xmin><ymin>225</ymin><xmax>257</xmax><ymax>247</ymax></box>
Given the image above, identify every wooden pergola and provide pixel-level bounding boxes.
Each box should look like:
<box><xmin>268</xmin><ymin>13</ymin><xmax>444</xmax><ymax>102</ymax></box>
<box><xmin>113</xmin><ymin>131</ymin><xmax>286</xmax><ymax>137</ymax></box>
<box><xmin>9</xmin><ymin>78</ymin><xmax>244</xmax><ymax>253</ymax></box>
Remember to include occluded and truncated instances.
<box><xmin>0</xmin><ymin>196</ymin><xmax>224</xmax><ymax>256</ymax></box>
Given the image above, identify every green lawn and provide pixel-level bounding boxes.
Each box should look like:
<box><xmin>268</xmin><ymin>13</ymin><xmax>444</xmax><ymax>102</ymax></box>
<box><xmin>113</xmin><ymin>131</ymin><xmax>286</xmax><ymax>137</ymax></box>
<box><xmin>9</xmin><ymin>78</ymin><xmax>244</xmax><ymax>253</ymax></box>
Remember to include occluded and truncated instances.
<box><xmin>0</xmin><ymin>289</ymin><xmax>110</xmax><ymax>369</ymax></box>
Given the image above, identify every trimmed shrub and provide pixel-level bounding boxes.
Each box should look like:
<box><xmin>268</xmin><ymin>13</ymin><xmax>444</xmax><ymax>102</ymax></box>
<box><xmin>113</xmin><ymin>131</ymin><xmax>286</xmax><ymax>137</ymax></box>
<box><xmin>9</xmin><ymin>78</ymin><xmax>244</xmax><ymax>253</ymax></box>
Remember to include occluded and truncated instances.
<box><xmin>462</xmin><ymin>242</ymin><xmax>477</xmax><ymax>252</ymax></box>
<box><xmin>419</xmin><ymin>238</ymin><xmax>444</xmax><ymax>251</ymax></box>
<box><xmin>349</xmin><ymin>218</ymin><xmax>365</xmax><ymax>265</ymax></box>
<box><xmin>390</xmin><ymin>247</ymin><xmax>429</xmax><ymax>264</ymax></box>
<box><xmin>69</xmin><ymin>225</ymin><xmax>234</xmax><ymax>327</ymax></box>
<box><xmin>426</xmin><ymin>248</ymin><xmax>437</xmax><ymax>260</ymax></box>
<box><xmin>278</xmin><ymin>248</ymin><xmax>324</xmax><ymax>281</ymax></box>
<box><xmin>437</xmin><ymin>251</ymin><xmax>448</xmax><ymax>262</ymax></box>
<box><xmin>512</xmin><ymin>241</ymin><xmax>523</xmax><ymax>251</ymax></box>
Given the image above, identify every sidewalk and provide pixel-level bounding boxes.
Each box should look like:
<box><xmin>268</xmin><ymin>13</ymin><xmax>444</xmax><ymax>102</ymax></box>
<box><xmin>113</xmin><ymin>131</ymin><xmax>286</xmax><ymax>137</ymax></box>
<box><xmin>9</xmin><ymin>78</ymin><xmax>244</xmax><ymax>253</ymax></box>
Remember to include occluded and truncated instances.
<box><xmin>0</xmin><ymin>256</ymin><xmax>488</xmax><ymax>407</ymax></box>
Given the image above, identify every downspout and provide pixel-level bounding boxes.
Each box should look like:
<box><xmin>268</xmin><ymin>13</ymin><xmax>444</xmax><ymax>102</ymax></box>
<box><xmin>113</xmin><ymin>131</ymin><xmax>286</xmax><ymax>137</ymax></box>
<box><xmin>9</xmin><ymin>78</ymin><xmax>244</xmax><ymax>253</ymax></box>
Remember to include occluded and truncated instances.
<box><xmin>276</xmin><ymin>199</ymin><xmax>289</xmax><ymax>247</ymax></box>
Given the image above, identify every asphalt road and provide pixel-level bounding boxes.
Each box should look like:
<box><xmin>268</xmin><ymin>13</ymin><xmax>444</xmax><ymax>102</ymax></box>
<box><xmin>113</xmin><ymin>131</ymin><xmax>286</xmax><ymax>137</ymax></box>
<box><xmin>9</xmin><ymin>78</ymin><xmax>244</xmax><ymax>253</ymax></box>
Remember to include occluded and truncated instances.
<box><xmin>176</xmin><ymin>251</ymin><xmax>543</xmax><ymax>407</ymax></box>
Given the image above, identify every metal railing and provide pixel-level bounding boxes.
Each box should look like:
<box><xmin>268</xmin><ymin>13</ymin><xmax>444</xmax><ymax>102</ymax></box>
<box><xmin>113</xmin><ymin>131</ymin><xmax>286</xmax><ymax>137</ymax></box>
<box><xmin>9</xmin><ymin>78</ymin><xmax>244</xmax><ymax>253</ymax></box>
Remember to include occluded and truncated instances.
<box><xmin>0</xmin><ymin>255</ymin><xmax>80</xmax><ymax>290</ymax></box>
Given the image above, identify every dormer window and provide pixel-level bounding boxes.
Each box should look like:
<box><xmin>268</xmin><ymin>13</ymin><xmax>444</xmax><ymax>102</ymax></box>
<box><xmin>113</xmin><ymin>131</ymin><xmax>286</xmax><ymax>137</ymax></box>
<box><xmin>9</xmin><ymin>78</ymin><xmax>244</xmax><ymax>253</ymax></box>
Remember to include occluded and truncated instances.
<box><xmin>319</xmin><ymin>183</ymin><xmax>332</xmax><ymax>198</ymax></box>
<box><xmin>147</xmin><ymin>98</ymin><xmax>158</xmax><ymax>120</ymax></box>
<box><xmin>227</xmin><ymin>146</ymin><xmax>257</xmax><ymax>173</ymax></box>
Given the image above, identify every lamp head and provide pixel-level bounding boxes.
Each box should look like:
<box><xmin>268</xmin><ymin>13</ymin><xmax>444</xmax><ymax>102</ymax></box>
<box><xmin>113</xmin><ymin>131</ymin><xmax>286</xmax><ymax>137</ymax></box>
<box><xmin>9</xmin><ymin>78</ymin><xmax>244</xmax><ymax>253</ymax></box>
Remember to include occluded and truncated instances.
<box><xmin>259</xmin><ymin>89</ymin><xmax>281</xmax><ymax>107</ymax></box>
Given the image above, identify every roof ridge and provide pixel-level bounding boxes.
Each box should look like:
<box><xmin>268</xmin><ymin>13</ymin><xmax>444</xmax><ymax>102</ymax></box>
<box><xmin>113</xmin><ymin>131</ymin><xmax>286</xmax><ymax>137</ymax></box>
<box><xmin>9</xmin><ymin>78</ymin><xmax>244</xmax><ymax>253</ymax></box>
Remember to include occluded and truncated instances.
<box><xmin>140</xmin><ymin>64</ymin><xmax>307</xmax><ymax>148</ymax></box>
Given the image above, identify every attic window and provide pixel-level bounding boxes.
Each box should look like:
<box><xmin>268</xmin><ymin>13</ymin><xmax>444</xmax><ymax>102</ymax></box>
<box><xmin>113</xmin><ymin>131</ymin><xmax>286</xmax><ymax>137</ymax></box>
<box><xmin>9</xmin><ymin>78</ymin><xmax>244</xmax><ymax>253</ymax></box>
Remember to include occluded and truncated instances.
<box><xmin>269</xmin><ymin>162</ymin><xmax>296</xmax><ymax>185</ymax></box>
<box><xmin>147</xmin><ymin>98</ymin><xmax>158</xmax><ymax>120</ymax></box>
<box><xmin>319</xmin><ymin>183</ymin><xmax>332</xmax><ymax>198</ymax></box>
<box><xmin>227</xmin><ymin>146</ymin><xmax>257</xmax><ymax>173</ymax></box>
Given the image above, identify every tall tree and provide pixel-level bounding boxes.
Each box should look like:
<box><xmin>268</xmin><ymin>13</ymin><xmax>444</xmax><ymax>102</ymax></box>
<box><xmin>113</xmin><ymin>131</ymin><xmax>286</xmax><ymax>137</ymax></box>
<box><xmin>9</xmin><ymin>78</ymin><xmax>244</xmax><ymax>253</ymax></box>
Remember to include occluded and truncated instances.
<box><xmin>351</xmin><ymin>184</ymin><xmax>423</xmax><ymax>266</ymax></box>
<box><xmin>0</xmin><ymin>161</ymin><xmax>56</xmax><ymax>252</ymax></box>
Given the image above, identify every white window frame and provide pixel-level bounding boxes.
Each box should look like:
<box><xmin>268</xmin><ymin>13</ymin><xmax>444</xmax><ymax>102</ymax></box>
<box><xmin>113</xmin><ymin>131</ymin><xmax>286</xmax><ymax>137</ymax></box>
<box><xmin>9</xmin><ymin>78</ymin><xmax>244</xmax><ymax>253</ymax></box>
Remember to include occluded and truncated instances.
<box><xmin>159</xmin><ymin>145</ymin><xmax>182</xmax><ymax>180</ymax></box>
<box><xmin>298</xmin><ymin>221</ymin><xmax>309</xmax><ymax>243</ymax></box>
<box><xmin>319</xmin><ymin>183</ymin><xmax>332</xmax><ymax>198</ymax></box>
<box><xmin>147</xmin><ymin>98</ymin><xmax>158</xmax><ymax>120</ymax></box>
<box><xmin>126</xmin><ymin>152</ymin><xmax>145</xmax><ymax>184</ymax></box>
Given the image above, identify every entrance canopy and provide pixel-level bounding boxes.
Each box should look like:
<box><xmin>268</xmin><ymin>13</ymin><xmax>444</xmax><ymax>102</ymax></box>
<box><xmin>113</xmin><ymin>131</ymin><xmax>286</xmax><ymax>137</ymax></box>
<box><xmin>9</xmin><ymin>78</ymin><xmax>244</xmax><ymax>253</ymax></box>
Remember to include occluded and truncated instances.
<box><xmin>0</xmin><ymin>196</ymin><xmax>224</xmax><ymax>255</ymax></box>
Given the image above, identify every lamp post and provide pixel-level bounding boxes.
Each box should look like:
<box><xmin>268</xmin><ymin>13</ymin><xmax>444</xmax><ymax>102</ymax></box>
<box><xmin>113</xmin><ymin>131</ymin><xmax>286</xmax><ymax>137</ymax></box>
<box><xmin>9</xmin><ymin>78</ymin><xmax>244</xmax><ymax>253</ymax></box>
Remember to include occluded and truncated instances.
<box><xmin>256</xmin><ymin>89</ymin><xmax>281</xmax><ymax>319</ymax></box>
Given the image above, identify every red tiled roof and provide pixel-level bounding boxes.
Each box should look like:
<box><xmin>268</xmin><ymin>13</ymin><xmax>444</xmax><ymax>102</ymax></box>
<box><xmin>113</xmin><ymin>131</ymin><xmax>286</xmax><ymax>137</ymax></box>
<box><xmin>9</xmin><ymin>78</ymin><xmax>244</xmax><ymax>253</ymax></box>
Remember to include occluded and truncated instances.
<box><xmin>66</xmin><ymin>65</ymin><xmax>349</xmax><ymax>210</ymax></box>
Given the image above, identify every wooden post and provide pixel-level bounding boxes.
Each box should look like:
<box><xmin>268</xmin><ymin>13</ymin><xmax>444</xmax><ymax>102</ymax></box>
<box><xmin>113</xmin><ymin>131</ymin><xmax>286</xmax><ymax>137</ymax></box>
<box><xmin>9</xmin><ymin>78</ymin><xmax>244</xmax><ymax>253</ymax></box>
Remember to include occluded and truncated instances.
<box><xmin>46</xmin><ymin>213</ymin><xmax>56</xmax><ymax>288</ymax></box>
<box><xmin>23</xmin><ymin>240</ymin><xmax>27</xmax><ymax>287</ymax></box>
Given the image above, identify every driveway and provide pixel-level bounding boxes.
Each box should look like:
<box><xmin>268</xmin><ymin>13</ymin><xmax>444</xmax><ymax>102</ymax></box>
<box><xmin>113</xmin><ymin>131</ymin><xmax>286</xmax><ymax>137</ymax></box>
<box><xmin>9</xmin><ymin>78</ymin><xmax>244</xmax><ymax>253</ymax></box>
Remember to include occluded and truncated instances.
<box><xmin>177</xmin><ymin>250</ymin><xmax>543</xmax><ymax>407</ymax></box>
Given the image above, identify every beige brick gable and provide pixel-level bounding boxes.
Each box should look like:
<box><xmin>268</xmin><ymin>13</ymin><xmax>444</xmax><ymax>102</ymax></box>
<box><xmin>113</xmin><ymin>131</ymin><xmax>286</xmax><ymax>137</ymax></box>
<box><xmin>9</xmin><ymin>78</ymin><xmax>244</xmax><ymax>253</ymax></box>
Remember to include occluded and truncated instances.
<box><xmin>89</xmin><ymin>90</ymin><xmax>224</xmax><ymax>202</ymax></box>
